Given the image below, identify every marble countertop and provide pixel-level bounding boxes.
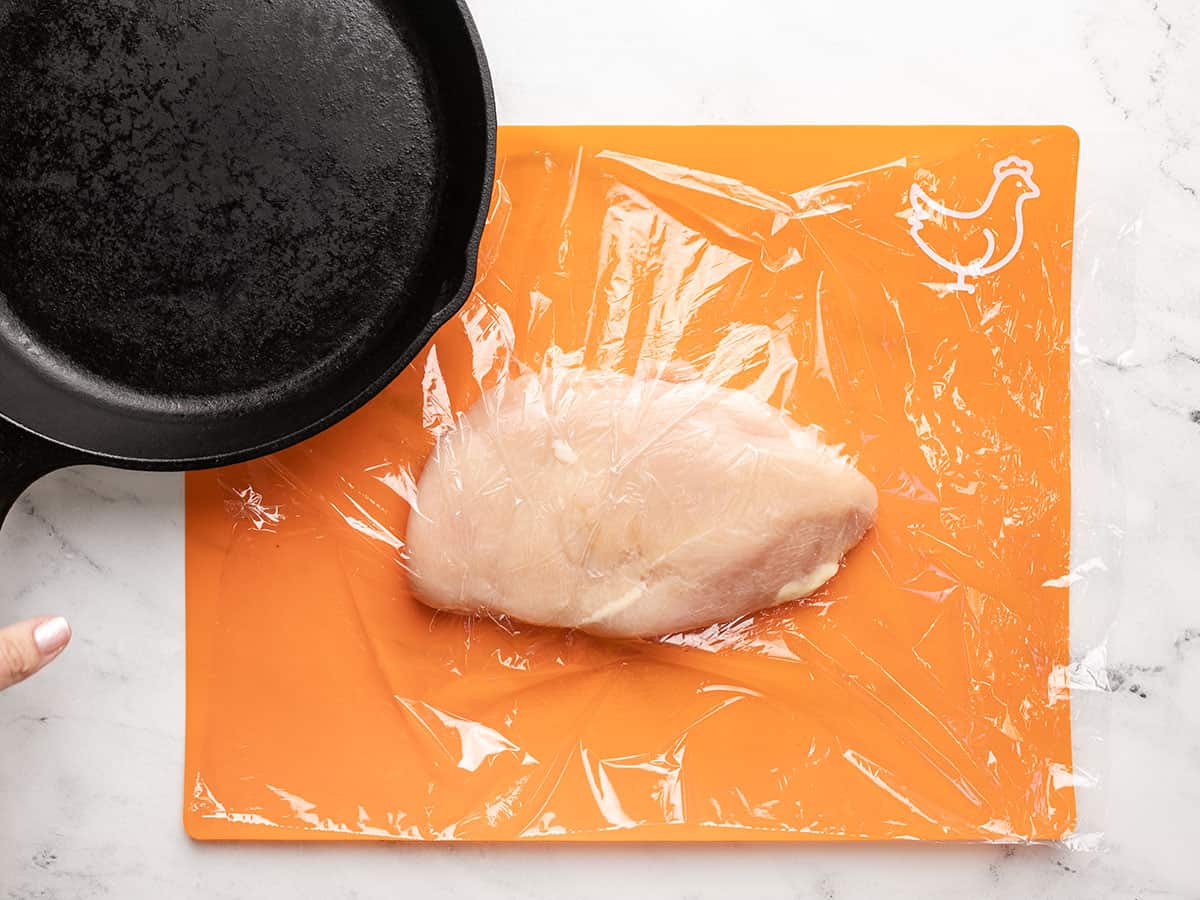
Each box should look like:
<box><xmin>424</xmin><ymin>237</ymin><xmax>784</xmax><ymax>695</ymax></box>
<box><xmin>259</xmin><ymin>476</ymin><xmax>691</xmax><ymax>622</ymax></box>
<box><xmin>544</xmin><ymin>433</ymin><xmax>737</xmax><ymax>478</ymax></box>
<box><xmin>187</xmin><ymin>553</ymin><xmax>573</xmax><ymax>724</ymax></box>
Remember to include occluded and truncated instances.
<box><xmin>3</xmin><ymin>0</ymin><xmax>1198</xmax><ymax>897</ymax></box>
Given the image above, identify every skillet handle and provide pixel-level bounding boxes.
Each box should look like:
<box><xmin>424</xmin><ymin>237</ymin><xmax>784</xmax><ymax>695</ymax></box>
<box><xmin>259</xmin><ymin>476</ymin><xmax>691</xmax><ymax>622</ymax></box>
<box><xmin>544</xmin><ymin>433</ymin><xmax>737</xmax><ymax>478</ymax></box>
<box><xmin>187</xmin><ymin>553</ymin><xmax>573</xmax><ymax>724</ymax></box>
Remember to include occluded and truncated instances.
<box><xmin>0</xmin><ymin>418</ymin><xmax>78</xmax><ymax>527</ymax></box>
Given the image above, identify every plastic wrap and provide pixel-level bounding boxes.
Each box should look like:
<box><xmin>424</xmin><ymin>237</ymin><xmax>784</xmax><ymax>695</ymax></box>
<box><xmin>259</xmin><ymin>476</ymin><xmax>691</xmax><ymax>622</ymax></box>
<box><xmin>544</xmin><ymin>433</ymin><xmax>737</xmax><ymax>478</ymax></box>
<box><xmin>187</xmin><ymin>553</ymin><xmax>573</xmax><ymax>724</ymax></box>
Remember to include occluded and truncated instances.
<box><xmin>185</xmin><ymin>126</ymin><xmax>1116</xmax><ymax>844</ymax></box>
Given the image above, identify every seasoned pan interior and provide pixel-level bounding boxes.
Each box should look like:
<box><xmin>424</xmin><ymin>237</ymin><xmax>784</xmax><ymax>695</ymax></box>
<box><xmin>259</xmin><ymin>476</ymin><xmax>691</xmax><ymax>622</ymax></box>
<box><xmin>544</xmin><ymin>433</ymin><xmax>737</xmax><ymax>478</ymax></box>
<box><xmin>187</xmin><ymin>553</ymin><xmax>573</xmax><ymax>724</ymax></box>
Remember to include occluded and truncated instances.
<box><xmin>0</xmin><ymin>0</ymin><xmax>492</xmax><ymax>464</ymax></box>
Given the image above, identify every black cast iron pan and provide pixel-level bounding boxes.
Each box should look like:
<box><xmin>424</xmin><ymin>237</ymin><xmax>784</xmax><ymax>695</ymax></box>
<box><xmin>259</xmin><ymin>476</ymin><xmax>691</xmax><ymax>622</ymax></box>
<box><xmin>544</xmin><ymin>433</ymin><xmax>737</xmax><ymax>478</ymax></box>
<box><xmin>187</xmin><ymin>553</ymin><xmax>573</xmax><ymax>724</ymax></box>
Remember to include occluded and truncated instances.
<box><xmin>0</xmin><ymin>0</ymin><xmax>495</xmax><ymax>522</ymax></box>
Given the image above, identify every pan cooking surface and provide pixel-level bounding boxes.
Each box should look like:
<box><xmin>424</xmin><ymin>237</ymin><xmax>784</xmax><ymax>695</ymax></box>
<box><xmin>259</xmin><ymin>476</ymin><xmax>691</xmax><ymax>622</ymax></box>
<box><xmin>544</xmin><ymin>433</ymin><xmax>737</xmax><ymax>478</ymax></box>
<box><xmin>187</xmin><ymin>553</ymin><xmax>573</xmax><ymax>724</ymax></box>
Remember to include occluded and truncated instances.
<box><xmin>0</xmin><ymin>0</ymin><xmax>492</xmax><ymax>465</ymax></box>
<box><xmin>0</xmin><ymin>0</ymin><xmax>444</xmax><ymax>401</ymax></box>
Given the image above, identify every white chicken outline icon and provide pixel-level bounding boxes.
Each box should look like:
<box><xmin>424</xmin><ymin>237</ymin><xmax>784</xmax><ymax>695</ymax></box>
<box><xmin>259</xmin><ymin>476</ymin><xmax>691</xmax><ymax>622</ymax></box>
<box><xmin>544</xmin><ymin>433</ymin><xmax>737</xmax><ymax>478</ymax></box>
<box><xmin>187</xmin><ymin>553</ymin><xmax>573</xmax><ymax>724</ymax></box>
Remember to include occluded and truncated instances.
<box><xmin>907</xmin><ymin>156</ymin><xmax>1040</xmax><ymax>294</ymax></box>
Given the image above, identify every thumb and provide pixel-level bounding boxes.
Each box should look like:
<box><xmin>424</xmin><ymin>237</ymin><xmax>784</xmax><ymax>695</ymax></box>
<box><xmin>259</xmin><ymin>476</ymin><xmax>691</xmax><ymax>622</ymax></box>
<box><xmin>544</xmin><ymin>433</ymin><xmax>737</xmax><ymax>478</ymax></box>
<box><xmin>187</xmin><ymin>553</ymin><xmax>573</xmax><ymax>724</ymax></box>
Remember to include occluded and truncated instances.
<box><xmin>0</xmin><ymin>616</ymin><xmax>71</xmax><ymax>692</ymax></box>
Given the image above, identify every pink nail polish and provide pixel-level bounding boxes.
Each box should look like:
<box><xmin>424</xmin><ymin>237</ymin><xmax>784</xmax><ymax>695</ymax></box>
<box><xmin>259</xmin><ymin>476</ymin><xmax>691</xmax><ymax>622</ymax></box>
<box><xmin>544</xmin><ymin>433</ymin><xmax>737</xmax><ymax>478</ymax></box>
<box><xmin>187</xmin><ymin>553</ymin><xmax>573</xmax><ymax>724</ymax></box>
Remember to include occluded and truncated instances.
<box><xmin>33</xmin><ymin>617</ymin><xmax>71</xmax><ymax>655</ymax></box>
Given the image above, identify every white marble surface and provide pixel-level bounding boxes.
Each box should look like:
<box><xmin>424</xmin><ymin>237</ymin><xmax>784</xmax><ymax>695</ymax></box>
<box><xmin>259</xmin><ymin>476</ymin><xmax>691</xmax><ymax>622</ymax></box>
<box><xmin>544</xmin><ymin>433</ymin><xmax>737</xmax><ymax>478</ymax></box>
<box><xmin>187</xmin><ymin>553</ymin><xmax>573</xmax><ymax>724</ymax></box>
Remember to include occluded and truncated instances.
<box><xmin>2</xmin><ymin>0</ymin><xmax>1199</xmax><ymax>897</ymax></box>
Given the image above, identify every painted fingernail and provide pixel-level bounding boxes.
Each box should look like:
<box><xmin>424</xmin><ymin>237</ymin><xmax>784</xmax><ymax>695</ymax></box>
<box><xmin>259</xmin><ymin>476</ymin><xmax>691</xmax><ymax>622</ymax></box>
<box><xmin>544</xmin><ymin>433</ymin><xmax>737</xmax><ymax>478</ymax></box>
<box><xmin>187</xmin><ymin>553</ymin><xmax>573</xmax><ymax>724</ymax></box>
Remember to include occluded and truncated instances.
<box><xmin>33</xmin><ymin>617</ymin><xmax>71</xmax><ymax>655</ymax></box>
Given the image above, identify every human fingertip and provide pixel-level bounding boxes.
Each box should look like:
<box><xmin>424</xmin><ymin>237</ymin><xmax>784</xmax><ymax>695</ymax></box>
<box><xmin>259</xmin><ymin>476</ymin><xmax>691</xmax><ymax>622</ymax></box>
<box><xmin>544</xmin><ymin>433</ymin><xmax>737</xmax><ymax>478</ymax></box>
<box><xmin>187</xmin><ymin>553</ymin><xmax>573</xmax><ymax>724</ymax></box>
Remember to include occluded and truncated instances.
<box><xmin>33</xmin><ymin>617</ymin><xmax>71</xmax><ymax>656</ymax></box>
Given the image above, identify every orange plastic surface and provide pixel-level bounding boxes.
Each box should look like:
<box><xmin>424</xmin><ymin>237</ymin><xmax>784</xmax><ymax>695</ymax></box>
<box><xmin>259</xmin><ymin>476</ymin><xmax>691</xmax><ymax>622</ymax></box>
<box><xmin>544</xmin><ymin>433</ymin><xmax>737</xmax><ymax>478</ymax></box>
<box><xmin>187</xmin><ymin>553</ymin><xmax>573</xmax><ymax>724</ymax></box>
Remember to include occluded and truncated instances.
<box><xmin>185</xmin><ymin>126</ymin><xmax>1079</xmax><ymax>842</ymax></box>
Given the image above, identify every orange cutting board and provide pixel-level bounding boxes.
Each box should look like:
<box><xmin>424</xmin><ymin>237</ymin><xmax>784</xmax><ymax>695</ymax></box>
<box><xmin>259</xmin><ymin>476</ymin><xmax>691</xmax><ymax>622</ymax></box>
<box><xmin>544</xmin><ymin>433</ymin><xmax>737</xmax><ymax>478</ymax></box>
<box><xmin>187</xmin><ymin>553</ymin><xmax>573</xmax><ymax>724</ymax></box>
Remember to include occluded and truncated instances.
<box><xmin>185</xmin><ymin>126</ymin><xmax>1079</xmax><ymax>841</ymax></box>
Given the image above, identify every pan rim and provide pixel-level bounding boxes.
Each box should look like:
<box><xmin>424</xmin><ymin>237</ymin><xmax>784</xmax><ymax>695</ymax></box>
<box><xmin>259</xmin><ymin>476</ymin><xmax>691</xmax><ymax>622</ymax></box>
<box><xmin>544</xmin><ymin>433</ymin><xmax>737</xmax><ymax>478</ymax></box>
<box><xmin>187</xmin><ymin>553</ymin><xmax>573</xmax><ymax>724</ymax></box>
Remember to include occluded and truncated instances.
<box><xmin>0</xmin><ymin>0</ymin><xmax>497</xmax><ymax>472</ymax></box>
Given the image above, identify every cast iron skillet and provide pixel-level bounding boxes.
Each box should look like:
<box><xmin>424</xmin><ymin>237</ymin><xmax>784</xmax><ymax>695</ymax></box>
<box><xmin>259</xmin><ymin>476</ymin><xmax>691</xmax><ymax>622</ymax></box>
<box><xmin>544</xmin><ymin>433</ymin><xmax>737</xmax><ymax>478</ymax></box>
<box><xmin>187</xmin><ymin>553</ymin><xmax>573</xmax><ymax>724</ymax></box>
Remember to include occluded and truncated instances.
<box><xmin>0</xmin><ymin>0</ymin><xmax>495</xmax><ymax>522</ymax></box>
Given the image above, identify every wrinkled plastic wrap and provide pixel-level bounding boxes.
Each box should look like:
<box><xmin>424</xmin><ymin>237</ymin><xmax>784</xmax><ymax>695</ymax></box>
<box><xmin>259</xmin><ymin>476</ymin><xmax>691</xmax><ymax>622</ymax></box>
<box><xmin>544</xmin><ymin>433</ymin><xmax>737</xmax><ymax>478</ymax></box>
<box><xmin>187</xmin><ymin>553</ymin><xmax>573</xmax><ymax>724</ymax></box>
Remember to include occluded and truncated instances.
<box><xmin>185</xmin><ymin>126</ymin><xmax>1116</xmax><ymax>844</ymax></box>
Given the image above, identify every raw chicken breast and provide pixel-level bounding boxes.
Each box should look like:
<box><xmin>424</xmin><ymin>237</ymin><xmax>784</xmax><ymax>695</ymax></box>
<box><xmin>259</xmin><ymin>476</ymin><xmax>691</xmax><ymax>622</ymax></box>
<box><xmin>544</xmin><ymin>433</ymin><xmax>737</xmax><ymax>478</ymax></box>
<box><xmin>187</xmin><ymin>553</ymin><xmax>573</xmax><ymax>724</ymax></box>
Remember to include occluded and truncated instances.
<box><xmin>405</xmin><ymin>368</ymin><xmax>878</xmax><ymax>639</ymax></box>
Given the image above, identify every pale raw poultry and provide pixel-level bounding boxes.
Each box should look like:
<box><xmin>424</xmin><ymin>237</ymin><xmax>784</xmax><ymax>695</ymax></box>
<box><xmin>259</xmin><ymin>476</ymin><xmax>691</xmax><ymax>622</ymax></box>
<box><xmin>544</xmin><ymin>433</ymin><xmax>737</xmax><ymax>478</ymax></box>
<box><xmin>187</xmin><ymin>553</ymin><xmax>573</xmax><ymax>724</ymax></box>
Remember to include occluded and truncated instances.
<box><xmin>405</xmin><ymin>368</ymin><xmax>878</xmax><ymax>639</ymax></box>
